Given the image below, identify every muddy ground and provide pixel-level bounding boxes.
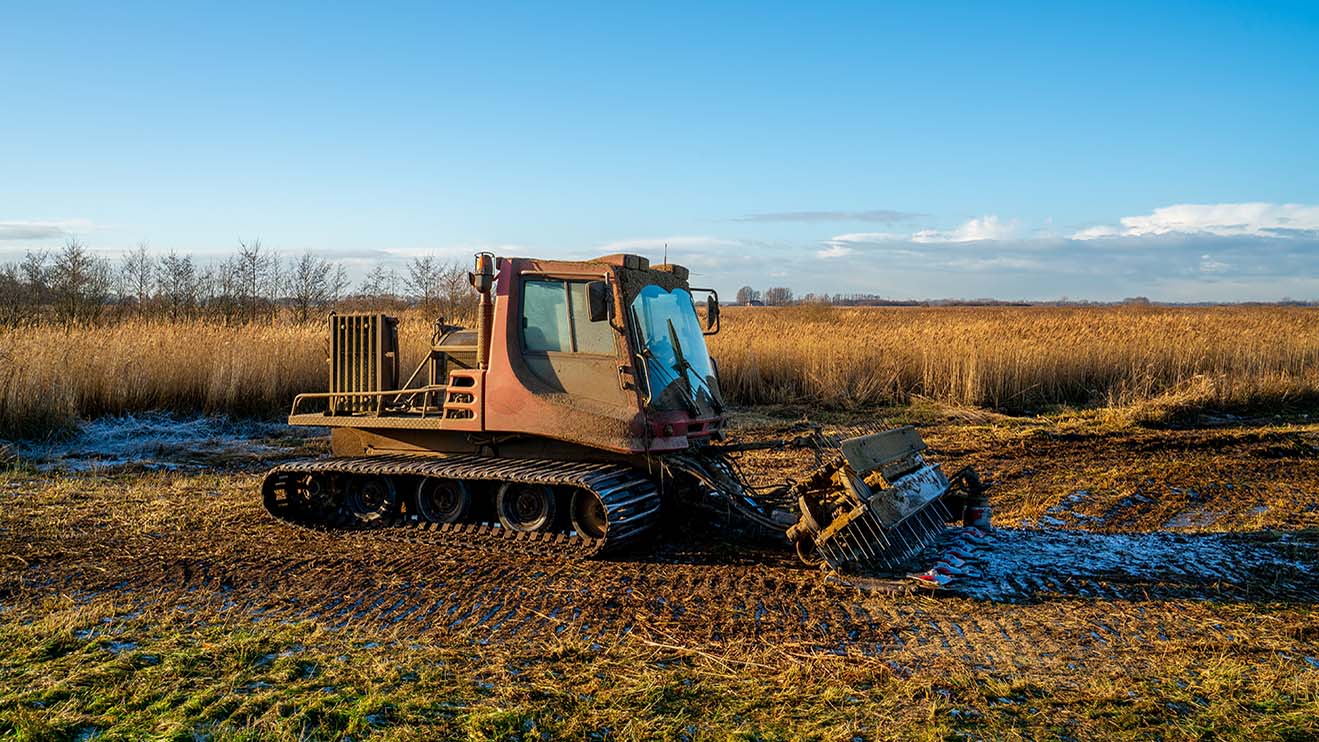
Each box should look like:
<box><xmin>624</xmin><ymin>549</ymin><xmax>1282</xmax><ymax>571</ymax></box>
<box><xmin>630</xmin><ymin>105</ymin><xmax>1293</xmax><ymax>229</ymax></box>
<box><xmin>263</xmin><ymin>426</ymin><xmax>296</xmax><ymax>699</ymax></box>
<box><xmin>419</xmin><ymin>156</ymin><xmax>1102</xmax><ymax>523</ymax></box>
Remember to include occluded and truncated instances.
<box><xmin>2</xmin><ymin>408</ymin><xmax>1318</xmax><ymax>738</ymax></box>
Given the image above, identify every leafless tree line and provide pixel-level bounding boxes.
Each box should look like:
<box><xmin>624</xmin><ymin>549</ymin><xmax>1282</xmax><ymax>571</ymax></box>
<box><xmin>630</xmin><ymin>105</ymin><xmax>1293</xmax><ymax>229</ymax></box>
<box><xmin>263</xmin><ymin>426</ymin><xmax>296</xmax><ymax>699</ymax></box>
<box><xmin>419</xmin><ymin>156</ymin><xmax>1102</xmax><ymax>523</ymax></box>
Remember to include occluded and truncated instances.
<box><xmin>0</xmin><ymin>238</ymin><xmax>475</xmax><ymax>326</ymax></box>
<box><xmin>734</xmin><ymin>285</ymin><xmax>795</xmax><ymax>306</ymax></box>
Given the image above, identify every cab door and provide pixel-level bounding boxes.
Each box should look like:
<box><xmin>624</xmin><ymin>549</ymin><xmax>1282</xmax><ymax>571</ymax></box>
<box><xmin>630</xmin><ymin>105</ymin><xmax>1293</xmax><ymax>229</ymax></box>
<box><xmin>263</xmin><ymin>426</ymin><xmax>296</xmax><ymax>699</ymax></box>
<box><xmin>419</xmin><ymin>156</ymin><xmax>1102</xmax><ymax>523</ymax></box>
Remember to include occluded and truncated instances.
<box><xmin>518</xmin><ymin>277</ymin><xmax>626</xmax><ymax>405</ymax></box>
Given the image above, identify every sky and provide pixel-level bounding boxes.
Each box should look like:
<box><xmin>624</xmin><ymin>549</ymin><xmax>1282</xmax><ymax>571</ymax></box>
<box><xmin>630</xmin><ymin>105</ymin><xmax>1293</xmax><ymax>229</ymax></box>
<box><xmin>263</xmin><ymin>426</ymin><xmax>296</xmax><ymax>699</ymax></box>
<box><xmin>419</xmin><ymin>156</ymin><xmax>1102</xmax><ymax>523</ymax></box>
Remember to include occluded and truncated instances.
<box><xmin>2</xmin><ymin>1</ymin><xmax>1317</xmax><ymax>301</ymax></box>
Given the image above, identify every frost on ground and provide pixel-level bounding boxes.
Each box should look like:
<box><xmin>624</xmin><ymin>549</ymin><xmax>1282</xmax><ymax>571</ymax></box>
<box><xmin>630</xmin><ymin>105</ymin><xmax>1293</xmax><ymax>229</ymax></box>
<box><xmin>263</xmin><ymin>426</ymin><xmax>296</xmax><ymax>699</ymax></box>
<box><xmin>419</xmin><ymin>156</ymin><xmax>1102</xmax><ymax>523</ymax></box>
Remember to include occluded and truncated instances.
<box><xmin>2</xmin><ymin>413</ymin><xmax>326</xmax><ymax>472</ymax></box>
<box><xmin>946</xmin><ymin>527</ymin><xmax>1317</xmax><ymax>602</ymax></box>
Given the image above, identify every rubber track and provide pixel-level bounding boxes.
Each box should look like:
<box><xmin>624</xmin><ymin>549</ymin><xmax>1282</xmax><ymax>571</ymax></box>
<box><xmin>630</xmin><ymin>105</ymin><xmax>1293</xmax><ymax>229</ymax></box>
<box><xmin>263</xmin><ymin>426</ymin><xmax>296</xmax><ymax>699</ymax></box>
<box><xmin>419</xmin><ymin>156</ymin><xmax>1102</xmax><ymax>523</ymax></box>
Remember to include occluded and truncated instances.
<box><xmin>261</xmin><ymin>454</ymin><xmax>662</xmax><ymax>558</ymax></box>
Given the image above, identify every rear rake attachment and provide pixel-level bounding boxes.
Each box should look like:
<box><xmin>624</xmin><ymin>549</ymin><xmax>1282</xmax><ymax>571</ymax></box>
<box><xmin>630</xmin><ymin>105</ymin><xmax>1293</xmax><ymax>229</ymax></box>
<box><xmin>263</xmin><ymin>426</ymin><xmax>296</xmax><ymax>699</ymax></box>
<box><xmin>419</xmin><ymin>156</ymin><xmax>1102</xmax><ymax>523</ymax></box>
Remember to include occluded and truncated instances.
<box><xmin>781</xmin><ymin>426</ymin><xmax>992</xmax><ymax>589</ymax></box>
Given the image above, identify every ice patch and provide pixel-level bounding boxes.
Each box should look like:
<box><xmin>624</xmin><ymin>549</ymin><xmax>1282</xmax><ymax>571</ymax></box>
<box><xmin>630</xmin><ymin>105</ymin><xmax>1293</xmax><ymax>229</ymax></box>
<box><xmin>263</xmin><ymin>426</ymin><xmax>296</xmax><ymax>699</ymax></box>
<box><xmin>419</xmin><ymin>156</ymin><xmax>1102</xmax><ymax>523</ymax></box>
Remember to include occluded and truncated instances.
<box><xmin>1164</xmin><ymin>509</ymin><xmax>1224</xmax><ymax>530</ymax></box>
<box><xmin>1025</xmin><ymin>489</ymin><xmax>1109</xmax><ymax>528</ymax></box>
<box><xmin>946</xmin><ymin>528</ymin><xmax>1319</xmax><ymax>602</ymax></box>
<box><xmin>3</xmin><ymin>413</ymin><xmax>326</xmax><ymax>472</ymax></box>
<box><xmin>104</xmin><ymin>640</ymin><xmax>138</xmax><ymax>654</ymax></box>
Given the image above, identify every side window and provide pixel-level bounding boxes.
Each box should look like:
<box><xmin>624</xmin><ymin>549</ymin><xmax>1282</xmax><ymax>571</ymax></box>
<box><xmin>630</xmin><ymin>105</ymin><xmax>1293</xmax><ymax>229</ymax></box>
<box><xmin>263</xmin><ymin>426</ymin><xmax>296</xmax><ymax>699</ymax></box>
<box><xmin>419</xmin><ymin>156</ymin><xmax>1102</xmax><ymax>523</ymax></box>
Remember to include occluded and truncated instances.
<box><xmin>522</xmin><ymin>280</ymin><xmax>571</xmax><ymax>352</ymax></box>
<box><xmin>521</xmin><ymin>279</ymin><xmax>616</xmax><ymax>354</ymax></box>
<box><xmin>568</xmin><ymin>281</ymin><xmax>616</xmax><ymax>354</ymax></box>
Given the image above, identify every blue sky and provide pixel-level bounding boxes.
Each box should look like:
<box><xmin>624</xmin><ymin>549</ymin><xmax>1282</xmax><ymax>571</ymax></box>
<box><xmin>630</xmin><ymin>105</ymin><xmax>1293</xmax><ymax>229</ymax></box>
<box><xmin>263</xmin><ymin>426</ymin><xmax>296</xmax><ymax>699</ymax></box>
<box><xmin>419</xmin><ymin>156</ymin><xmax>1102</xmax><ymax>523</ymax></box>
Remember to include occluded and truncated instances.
<box><xmin>2</xmin><ymin>1</ymin><xmax>1317</xmax><ymax>300</ymax></box>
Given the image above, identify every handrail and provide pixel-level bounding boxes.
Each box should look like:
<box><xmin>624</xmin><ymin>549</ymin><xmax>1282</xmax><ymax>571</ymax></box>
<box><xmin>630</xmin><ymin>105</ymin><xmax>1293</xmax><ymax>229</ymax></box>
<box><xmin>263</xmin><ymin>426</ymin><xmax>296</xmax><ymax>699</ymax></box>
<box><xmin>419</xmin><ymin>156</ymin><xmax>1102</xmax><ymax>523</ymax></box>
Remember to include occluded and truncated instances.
<box><xmin>291</xmin><ymin>385</ymin><xmax>449</xmax><ymax>417</ymax></box>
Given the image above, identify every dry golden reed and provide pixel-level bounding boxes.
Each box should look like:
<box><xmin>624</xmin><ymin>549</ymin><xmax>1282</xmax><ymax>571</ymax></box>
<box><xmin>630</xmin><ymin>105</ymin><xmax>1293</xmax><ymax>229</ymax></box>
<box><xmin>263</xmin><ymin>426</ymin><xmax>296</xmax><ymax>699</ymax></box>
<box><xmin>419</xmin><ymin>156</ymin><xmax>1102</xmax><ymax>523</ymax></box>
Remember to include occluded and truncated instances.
<box><xmin>2</xmin><ymin>305</ymin><xmax>1317</xmax><ymax>438</ymax></box>
<box><xmin>711</xmin><ymin>304</ymin><xmax>1319</xmax><ymax>412</ymax></box>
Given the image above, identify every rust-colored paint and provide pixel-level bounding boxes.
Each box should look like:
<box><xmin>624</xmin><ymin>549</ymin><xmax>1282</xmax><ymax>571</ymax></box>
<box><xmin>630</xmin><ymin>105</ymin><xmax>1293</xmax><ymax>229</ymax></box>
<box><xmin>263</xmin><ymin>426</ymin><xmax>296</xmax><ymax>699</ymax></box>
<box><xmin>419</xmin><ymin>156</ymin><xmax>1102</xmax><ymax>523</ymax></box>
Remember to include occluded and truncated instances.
<box><xmin>291</xmin><ymin>252</ymin><xmax>720</xmax><ymax>456</ymax></box>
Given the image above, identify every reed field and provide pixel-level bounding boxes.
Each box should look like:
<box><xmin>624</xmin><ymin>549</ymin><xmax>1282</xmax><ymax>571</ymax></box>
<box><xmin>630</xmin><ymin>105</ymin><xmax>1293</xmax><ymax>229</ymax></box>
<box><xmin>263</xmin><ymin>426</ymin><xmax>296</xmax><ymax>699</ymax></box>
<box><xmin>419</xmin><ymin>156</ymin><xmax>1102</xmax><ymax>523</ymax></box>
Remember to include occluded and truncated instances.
<box><xmin>711</xmin><ymin>304</ymin><xmax>1319</xmax><ymax>413</ymax></box>
<box><xmin>2</xmin><ymin>304</ymin><xmax>1317</xmax><ymax>438</ymax></box>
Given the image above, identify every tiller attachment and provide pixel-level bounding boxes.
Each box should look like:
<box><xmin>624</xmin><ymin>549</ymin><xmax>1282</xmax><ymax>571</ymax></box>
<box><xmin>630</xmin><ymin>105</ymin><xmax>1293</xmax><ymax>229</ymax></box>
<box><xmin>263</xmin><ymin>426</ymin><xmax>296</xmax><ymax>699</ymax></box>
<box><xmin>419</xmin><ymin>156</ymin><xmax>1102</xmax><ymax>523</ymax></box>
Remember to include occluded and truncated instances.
<box><xmin>786</xmin><ymin>426</ymin><xmax>990</xmax><ymax>575</ymax></box>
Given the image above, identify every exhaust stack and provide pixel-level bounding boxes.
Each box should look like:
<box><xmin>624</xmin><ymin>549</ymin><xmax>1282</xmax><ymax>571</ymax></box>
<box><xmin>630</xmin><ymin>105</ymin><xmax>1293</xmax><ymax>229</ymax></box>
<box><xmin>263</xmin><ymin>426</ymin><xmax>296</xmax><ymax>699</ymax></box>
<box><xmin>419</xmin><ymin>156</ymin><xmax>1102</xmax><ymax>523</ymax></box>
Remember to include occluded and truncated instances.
<box><xmin>470</xmin><ymin>252</ymin><xmax>495</xmax><ymax>369</ymax></box>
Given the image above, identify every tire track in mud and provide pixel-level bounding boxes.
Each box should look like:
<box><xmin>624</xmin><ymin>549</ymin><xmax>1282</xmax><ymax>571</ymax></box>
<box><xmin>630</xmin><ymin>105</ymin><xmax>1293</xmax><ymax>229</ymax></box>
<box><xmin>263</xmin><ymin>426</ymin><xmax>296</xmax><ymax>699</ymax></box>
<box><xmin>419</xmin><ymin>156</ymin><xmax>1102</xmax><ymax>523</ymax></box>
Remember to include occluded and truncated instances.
<box><xmin>34</xmin><ymin>516</ymin><xmax>1316</xmax><ymax>672</ymax></box>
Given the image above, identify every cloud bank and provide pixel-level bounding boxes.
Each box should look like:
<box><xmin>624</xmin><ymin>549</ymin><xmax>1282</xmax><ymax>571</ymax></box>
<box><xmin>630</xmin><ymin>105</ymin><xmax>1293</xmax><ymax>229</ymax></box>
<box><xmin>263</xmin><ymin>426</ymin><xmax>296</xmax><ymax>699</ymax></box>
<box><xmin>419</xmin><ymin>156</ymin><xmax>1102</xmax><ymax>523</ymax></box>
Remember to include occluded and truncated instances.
<box><xmin>802</xmin><ymin>203</ymin><xmax>1319</xmax><ymax>300</ymax></box>
<box><xmin>0</xmin><ymin>219</ymin><xmax>93</xmax><ymax>241</ymax></box>
<box><xmin>1073</xmin><ymin>203</ymin><xmax>1319</xmax><ymax>240</ymax></box>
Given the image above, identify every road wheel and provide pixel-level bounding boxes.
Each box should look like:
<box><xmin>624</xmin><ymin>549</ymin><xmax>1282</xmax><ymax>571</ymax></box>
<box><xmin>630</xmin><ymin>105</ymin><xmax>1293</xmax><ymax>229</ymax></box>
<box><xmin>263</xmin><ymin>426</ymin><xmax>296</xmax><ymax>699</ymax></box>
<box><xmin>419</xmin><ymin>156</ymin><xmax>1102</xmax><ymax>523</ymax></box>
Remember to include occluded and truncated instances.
<box><xmin>570</xmin><ymin>489</ymin><xmax>608</xmax><ymax>540</ymax></box>
<box><xmin>415</xmin><ymin>478</ymin><xmax>471</xmax><ymax>524</ymax></box>
<box><xmin>347</xmin><ymin>475</ymin><xmax>397</xmax><ymax>523</ymax></box>
<box><xmin>496</xmin><ymin>482</ymin><xmax>557</xmax><ymax>533</ymax></box>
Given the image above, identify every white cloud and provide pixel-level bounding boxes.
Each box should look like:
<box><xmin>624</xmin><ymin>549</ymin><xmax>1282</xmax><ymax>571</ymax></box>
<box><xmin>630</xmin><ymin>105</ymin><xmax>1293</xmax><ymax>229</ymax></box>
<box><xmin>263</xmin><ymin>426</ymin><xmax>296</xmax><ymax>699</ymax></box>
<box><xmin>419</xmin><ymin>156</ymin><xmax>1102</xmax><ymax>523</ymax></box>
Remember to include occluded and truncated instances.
<box><xmin>828</xmin><ymin>231</ymin><xmax>904</xmax><ymax>244</ymax></box>
<box><xmin>817</xmin><ymin>243</ymin><xmax>853</xmax><ymax>258</ymax></box>
<box><xmin>1073</xmin><ymin>202</ymin><xmax>1319</xmax><ymax>240</ymax></box>
<box><xmin>912</xmin><ymin>215</ymin><xmax>1017</xmax><ymax>243</ymax></box>
<box><xmin>1198</xmin><ymin>254</ymin><xmax>1229</xmax><ymax>274</ymax></box>
<box><xmin>817</xmin><ymin>217</ymin><xmax>1019</xmax><ymax>258</ymax></box>
<box><xmin>940</xmin><ymin>256</ymin><xmax>1044</xmax><ymax>272</ymax></box>
<box><xmin>0</xmin><ymin>219</ymin><xmax>95</xmax><ymax>241</ymax></box>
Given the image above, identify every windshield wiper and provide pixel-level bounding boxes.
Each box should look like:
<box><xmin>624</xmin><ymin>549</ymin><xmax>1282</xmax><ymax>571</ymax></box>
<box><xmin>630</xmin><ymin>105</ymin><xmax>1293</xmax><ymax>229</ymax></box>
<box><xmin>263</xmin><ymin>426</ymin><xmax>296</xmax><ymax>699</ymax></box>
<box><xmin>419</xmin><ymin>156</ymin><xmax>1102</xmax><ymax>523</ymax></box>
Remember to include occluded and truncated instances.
<box><xmin>630</xmin><ymin>307</ymin><xmax>700</xmax><ymax>415</ymax></box>
<box><xmin>666</xmin><ymin>319</ymin><xmax>693</xmax><ymax>387</ymax></box>
<box><xmin>642</xmin><ymin>347</ymin><xmax>700</xmax><ymax>415</ymax></box>
<box><xmin>668</xmin><ymin>318</ymin><xmax>724</xmax><ymax>414</ymax></box>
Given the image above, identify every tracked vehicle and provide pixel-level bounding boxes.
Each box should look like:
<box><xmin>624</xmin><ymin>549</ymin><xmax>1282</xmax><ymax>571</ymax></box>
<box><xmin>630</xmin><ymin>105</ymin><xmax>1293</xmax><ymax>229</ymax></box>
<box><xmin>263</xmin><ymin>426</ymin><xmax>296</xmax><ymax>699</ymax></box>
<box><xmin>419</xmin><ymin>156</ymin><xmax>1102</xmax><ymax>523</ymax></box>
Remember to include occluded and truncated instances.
<box><xmin>262</xmin><ymin>252</ymin><xmax>990</xmax><ymax>581</ymax></box>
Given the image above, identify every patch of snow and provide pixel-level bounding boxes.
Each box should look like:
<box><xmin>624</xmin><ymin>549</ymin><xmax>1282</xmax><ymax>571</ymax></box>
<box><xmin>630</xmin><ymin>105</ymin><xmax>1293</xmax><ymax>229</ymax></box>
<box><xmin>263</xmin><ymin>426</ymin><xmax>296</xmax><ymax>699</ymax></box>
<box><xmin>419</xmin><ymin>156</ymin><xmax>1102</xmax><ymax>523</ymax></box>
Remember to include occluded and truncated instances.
<box><xmin>4</xmin><ymin>413</ymin><xmax>326</xmax><ymax>472</ymax></box>
<box><xmin>944</xmin><ymin>527</ymin><xmax>1317</xmax><ymax>602</ymax></box>
<box><xmin>1164</xmin><ymin>509</ymin><xmax>1223</xmax><ymax>529</ymax></box>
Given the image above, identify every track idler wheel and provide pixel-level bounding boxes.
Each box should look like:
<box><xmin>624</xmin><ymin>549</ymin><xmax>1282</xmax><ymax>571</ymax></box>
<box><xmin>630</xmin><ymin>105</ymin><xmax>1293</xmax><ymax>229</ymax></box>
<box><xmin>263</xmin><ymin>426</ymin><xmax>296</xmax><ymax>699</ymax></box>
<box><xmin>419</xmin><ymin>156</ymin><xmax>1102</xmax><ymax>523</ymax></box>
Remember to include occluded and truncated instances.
<box><xmin>415</xmin><ymin>478</ymin><xmax>472</xmax><ymax>524</ymax></box>
<box><xmin>570</xmin><ymin>489</ymin><xmax>608</xmax><ymax>539</ymax></box>
<box><xmin>346</xmin><ymin>475</ymin><xmax>398</xmax><ymax>523</ymax></box>
<box><xmin>496</xmin><ymin>482</ymin><xmax>557</xmax><ymax>533</ymax></box>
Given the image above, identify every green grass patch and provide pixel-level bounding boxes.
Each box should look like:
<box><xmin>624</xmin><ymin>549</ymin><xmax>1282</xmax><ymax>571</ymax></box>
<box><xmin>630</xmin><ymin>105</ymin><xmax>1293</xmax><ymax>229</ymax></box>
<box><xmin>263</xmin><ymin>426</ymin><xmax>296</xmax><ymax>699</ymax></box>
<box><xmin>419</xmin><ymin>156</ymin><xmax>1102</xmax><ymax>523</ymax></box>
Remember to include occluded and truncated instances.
<box><xmin>0</xmin><ymin>600</ymin><xmax>1317</xmax><ymax>740</ymax></box>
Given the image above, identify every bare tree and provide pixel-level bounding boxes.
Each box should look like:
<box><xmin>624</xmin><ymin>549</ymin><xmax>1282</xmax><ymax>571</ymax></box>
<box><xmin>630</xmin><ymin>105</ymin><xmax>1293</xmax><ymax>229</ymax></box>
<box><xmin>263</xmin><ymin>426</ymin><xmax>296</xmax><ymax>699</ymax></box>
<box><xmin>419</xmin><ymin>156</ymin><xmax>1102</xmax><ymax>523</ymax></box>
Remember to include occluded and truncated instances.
<box><xmin>403</xmin><ymin>256</ymin><xmax>472</xmax><ymax>318</ymax></box>
<box><xmin>287</xmin><ymin>251</ymin><xmax>332</xmax><ymax>322</ymax></box>
<box><xmin>20</xmin><ymin>250</ymin><xmax>49</xmax><ymax>307</ymax></box>
<box><xmin>735</xmin><ymin>285</ymin><xmax>759</xmax><ymax>305</ymax></box>
<box><xmin>120</xmin><ymin>241</ymin><xmax>154</xmax><ymax>313</ymax></box>
<box><xmin>405</xmin><ymin>255</ymin><xmax>442</xmax><ymax>313</ymax></box>
<box><xmin>0</xmin><ymin>262</ymin><xmax>22</xmax><ymax>325</ymax></box>
<box><xmin>234</xmin><ymin>238</ymin><xmax>280</xmax><ymax>322</ymax></box>
<box><xmin>328</xmin><ymin>263</ymin><xmax>350</xmax><ymax>305</ymax></box>
<box><xmin>358</xmin><ymin>265</ymin><xmax>398</xmax><ymax>302</ymax></box>
<box><xmin>51</xmin><ymin>238</ymin><xmax>112</xmax><ymax>323</ymax></box>
<box><xmin>764</xmin><ymin>286</ymin><xmax>794</xmax><ymax>306</ymax></box>
<box><xmin>438</xmin><ymin>261</ymin><xmax>473</xmax><ymax>320</ymax></box>
<box><xmin>157</xmin><ymin>250</ymin><xmax>200</xmax><ymax>320</ymax></box>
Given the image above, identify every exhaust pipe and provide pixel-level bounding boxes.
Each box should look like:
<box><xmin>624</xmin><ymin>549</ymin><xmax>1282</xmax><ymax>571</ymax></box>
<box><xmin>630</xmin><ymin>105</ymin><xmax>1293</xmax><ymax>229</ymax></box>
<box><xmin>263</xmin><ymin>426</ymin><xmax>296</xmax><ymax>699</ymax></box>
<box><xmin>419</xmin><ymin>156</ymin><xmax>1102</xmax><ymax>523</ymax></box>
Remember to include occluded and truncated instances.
<box><xmin>470</xmin><ymin>252</ymin><xmax>495</xmax><ymax>369</ymax></box>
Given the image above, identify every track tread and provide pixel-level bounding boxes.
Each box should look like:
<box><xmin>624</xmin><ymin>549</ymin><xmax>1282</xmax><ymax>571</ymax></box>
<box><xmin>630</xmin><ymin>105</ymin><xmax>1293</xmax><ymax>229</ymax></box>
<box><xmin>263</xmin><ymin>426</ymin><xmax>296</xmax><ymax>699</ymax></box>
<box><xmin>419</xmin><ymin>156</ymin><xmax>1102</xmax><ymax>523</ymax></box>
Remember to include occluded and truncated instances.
<box><xmin>261</xmin><ymin>455</ymin><xmax>662</xmax><ymax>558</ymax></box>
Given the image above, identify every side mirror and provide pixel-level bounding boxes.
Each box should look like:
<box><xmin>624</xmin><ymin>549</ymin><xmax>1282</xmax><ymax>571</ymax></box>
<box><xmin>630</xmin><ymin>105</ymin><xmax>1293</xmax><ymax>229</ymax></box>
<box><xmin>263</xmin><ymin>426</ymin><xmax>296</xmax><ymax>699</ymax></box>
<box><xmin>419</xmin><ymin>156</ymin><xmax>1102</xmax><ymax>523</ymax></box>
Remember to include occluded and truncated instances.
<box><xmin>587</xmin><ymin>280</ymin><xmax>611</xmax><ymax>322</ymax></box>
<box><xmin>705</xmin><ymin>294</ymin><xmax>720</xmax><ymax>333</ymax></box>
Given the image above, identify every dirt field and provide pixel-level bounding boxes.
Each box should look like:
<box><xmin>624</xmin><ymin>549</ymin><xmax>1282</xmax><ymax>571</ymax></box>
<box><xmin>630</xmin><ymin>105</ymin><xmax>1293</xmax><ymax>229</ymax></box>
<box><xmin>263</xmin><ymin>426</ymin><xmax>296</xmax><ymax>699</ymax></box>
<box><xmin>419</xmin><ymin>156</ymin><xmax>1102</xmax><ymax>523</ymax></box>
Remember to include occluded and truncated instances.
<box><xmin>2</xmin><ymin>407</ymin><xmax>1318</xmax><ymax>739</ymax></box>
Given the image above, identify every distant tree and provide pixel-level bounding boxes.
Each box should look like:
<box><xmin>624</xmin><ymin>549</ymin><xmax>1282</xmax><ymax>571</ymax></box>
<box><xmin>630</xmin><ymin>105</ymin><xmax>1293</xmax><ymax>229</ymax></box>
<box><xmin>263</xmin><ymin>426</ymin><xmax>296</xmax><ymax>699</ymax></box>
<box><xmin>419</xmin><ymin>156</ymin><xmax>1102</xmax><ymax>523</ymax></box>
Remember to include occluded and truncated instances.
<box><xmin>50</xmin><ymin>238</ymin><xmax>112</xmax><ymax>323</ymax></box>
<box><xmin>358</xmin><ymin>265</ymin><xmax>398</xmax><ymax>302</ymax></box>
<box><xmin>764</xmin><ymin>286</ymin><xmax>794</xmax><ymax>306</ymax></box>
<box><xmin>403</xmin><ymin>256</ymin><xmax>474</xmax><ymax>318</ymax></box>
<box><xmin>328</xmin><ymin>263</ymin><xmax>351</xmax><ymax>305</ymax></box>
<box><xmin>0</xmin><ymin>262</ymin><xmax>22</xmax><ymax>324</ymax></box>
<box><xmin>157</xmin><ymin>250</ymin><xmax>200</xmax><ymax>320</ymax></box>
<box><xmin>735</xmin><ymin>285</ymin><xmax>758</xmax><ymax>305</ymax></box>
<box><xmin>20</xmin><ymin>250</ymin><xmax>49</xmax><ymax>307</ymax></box>
<box><xmin>438</xmin><ymin>261</ymin><xmax>473</xmax><ymax>320</ymax></box>
<box><xmin>120</xmin><ymin>241</ymin><xmax>155</xmax><ymax>313</ymax></box>
<box><xmin>405</xmin><ymin>256</ymin><xmax>442</xmax><ymax>312</ymax></box>
<box><xmin>234</xmin><ymin>238</ymin><xmax>280</xmax><ymax>322</ymax></box>
<box><xmin>287</xmin><ymin>251</ymin><xmax>333</xmax><ymax>322</ymax></box>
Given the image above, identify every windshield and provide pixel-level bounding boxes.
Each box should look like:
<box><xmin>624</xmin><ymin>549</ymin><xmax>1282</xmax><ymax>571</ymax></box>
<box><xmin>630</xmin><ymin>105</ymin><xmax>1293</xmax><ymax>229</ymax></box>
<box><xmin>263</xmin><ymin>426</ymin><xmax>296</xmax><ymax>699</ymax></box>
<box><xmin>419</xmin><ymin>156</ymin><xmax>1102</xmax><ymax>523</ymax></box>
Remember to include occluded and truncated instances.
<box><xmin>630</xmin><ymin>285</ymin><xmax>722</xmax><ymax>413</ymax></box>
